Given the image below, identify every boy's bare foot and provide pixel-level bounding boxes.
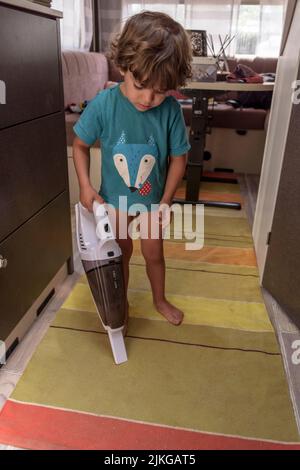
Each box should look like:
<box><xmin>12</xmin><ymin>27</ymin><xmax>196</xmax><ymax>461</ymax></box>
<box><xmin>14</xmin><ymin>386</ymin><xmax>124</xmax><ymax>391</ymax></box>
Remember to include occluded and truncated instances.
<box><xmin>154</xmin><ymin>299</ymin><xmax>184</xmax><ymax>326</ymax></box>
<box><xmin>122</xmin><ymin>301</ymin><xmax>129</xmax><ymax>337</ymax></box>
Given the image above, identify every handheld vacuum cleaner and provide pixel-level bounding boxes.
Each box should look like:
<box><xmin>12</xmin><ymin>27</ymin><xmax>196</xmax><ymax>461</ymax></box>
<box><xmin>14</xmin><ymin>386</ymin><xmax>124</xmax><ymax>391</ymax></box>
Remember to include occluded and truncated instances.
<box><xmin>75</xmin><ymin>201</ymin><xmax>128</xmax><ymax>365</ymax></box>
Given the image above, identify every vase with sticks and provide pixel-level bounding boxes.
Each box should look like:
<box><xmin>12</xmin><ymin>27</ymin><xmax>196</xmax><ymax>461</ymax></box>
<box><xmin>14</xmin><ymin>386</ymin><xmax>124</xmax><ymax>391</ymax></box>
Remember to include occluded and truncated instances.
<box><xmin>206</xmin><ymin>34</ymin><xmax>236</xmax><ymax>74</ymax></box>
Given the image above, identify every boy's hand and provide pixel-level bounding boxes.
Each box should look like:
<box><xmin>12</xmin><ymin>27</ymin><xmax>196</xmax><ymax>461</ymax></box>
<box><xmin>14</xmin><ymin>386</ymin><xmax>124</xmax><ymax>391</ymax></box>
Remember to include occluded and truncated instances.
<box><xmin>80</xmin><ymin>184</ymin><xmax>105</xmax><ymax>213</ymax></box>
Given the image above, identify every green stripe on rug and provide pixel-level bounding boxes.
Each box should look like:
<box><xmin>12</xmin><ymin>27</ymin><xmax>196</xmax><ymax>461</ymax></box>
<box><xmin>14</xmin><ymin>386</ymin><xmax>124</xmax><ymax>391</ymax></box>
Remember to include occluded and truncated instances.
<box><xmin>200</xmin><ymin>182</ymin><xmax>242</xmax><ymax>193</ymax></box>
<box><xmin>79</xmin><ymin>263</ymin><xmax>263</xmax><ymax>303</ymax></box>
<box><xmin>129</xmin><ymin>264</ymin><xmax>264</xmax><ymax>303</ymax></box>
<box><xmin>148</xmin><ymin>213</ymin><xmax>254</xmax><ymax>248</ymax></box>
<box><xmin>52</xmin><ymin>309</ymin><xmax>278</xmax><ymax>353</ymax></box>
<box><xmin>203</xmin><ymin>207</ymin><xmax>248</xmax><ymax>218</ymax></box>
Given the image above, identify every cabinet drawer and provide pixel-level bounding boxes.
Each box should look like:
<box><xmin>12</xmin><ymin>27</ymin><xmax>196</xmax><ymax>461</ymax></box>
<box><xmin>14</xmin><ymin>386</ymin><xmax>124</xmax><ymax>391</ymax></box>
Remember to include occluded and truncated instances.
<box><xmin>0</xmin><ymin>5</ymin><xmax>62</xmax><ymax>129</ymax></box>
<box><xmin>0</xmin><ymin>191</ymin><xmax>72</xmax><ymax>342</ymax></box>
<box><xmin>0</xmin><ymin>112</ymin><xmax>68</xmax><ymax>242</ymax></box>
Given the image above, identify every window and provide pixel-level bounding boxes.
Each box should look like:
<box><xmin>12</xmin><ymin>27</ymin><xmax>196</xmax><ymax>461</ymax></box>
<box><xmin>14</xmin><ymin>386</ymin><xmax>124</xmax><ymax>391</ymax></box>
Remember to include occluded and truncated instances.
<box><xmin>51</xmin><ymin>0</ymin><xmax>93</xmax><ymax>51</ymax></box>
<box><xmin>236</xmin><ymin>3</ymin><xmax>284</xmax><ymax>57</ymax></box>
<box><xmin>122</xmin><ymin>1</ymin><xmax>286</xmax><ymax>57</ymax></box>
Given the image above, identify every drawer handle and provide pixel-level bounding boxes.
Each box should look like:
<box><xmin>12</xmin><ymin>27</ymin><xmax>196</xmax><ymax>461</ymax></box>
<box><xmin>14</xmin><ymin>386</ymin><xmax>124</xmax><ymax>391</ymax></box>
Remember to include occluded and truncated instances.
<box><xmin>0</xmin><ymin>255</ymin><xmax>8</xmax><ymax>269</ymax></box>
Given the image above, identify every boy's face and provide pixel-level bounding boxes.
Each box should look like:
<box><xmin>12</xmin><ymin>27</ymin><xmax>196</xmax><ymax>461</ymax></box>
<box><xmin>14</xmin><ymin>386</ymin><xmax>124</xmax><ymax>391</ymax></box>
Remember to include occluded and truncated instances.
<box><xmin>120</xmin><ymin>71</ymin><xmax>167</xmax><ymax>112</ymax></box>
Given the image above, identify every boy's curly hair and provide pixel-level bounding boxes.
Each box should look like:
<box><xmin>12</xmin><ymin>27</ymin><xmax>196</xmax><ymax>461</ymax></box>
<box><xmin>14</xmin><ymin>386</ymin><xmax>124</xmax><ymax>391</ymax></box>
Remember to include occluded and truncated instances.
<box><xmin>109</xmin><ymin>11</ymin><xmax>192</xmax><ymax>90</ymax></box>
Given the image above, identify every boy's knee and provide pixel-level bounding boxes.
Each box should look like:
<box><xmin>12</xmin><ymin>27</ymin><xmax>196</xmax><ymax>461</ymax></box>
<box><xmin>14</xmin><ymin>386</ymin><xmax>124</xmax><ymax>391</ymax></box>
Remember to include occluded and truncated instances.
<box><xmin>141</xmin><ymin>245</ymin><xmax>163</xmax><ymax>264</ymax></box>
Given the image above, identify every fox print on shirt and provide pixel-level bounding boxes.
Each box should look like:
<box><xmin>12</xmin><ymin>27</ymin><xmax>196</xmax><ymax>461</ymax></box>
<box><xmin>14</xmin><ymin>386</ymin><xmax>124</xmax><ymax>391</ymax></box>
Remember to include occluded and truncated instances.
<box><xmin>112</xmin><ymin>131</ymin><xmax>158</xmax><ymax>196</ymax></box>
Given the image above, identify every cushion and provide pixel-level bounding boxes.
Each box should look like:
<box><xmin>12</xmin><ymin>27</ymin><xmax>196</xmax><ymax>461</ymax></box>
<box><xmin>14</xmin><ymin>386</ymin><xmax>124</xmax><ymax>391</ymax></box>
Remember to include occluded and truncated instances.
<box><xmin>62</xmin><ymin>51</ymin><xmax>109</xmax><ymax>109</ymax></box>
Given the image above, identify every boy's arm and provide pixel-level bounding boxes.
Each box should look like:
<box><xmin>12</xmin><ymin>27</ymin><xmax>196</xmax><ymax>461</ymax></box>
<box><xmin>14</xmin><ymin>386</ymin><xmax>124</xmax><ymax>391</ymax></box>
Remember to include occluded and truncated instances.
<box><xmin>73</xmin><ymin>136</ymin><xmax>91</xmax><ymax>189</ymax></box>
<box><xmin>72</xmin><ymin>136</ymin><xmax>104</xmax><ymax>212</ymax></box>
<box><xmin>160</xmin><ymin>154</ymin><xmax>187</xmax><ymax>205</ymax></box>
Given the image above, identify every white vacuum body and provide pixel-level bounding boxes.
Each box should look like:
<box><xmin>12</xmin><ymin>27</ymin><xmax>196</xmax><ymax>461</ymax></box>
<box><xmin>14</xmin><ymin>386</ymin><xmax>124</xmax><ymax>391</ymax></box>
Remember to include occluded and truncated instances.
<box><xmin>75</xmin><ymin>201</ymin><xmax>127</xmax><ymax>365</ymax></box>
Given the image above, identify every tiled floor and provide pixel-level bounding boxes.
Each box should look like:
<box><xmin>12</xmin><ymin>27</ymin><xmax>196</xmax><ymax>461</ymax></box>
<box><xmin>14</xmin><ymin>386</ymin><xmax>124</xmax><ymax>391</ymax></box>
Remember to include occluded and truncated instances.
<box><xmin>1</xmin><ymin>176</ymin><xmax>300</xmax><ymax>449</ymax></box>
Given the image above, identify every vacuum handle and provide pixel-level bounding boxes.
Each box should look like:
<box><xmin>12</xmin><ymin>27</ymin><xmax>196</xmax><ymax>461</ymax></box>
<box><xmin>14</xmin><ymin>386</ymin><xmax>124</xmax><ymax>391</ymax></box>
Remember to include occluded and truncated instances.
<box><xmin>93</xmin><ymin>200</ymin><xmax>107</xmax><ymax>220</ymax></box>
<box><xmin>93</xmin><ymin>201</ymin><xmax>115</xmax><ymax>241</ymax></box>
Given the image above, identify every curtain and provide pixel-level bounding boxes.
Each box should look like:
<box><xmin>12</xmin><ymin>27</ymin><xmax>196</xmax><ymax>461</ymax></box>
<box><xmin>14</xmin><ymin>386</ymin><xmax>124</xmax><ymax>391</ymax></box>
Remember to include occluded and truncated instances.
<box><xmin>91</xmin><ymin>0</ymin><xmax>123</xmax><ymax>53</ymax></box>
<box><xmin>51</xmin><ymin>0</ymin><xmax>93</xmax><ymax>51</ymax></box>
<box><xmin>280</xmin><ymin>0</ymin><xmax>297</xmax><ymax>54</ymax></box>
<box><xmin>122</xmin><ymin>0</ymin><xmax>287</xmax><ymax>57</ymax></box>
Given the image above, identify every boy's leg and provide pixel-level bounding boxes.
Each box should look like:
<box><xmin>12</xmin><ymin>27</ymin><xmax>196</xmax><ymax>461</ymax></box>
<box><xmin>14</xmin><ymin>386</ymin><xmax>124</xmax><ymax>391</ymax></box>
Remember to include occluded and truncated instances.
<box><xmin>107</xmin><ymin>206</ymin><xmax>134</xmax><ymax>333</ymax></box>
<box><xmin>139</xmin><ymin>211</ymin><xmax>184</xmax><ymax>326</ymax></box>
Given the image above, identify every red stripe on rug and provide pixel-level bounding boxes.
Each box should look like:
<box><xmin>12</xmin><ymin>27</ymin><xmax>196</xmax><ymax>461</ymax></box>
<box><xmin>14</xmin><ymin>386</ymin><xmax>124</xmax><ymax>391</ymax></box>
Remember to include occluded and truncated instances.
<box><xmin>0</xmin><ymin>400</ymin><xmax>300</xmax><ymax>450</ymax></box>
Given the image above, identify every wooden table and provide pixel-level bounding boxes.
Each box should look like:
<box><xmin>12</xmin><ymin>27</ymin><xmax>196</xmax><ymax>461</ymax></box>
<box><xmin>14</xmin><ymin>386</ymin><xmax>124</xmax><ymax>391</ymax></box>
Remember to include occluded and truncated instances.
<box><xmin>174</xmin><ymin>81</ymin><xmax>274</xmax><ymax>210</ymax></box>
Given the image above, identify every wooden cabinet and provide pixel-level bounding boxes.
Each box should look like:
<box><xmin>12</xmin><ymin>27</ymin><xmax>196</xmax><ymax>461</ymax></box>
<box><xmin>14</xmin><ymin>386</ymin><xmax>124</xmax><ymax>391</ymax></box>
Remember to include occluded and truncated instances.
<box><xmin>0</xmin><ymin>1</ymin><xmax>73</xmax><ymax>358</ymax></box>
<box><xmin>0</xmin><ymin>4</ymin><xmax>62</xmax><ymax>129</ymax></box>
<box><xmin>0</xmin><ymin>112</ymin><xmax>68</xmax><ymax>241</ymax></box>
<box><xmin>0</xmin><ymin>193</ymin><xmax>72</xmax><ymax>342</ymax></box>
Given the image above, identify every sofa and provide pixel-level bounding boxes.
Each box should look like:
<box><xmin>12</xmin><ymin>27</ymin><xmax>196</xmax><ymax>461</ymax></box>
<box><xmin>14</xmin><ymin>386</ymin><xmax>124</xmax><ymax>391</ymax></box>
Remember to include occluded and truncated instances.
<box><xmin>62</xmin><ymin>50</ymin><xmax>277</xmax><ymax>204</ymax></box>
<box><xmin>63</xmin><ymin>50</ymin><xmax>109</xmax><ymax>149</ymax></box>
<box><xmin>62</xmin><ymin>51</ymin><xmax>109</xmax><ymax>203</ymax></box>
<box><xmin>62</xmin><ymin>51</ymin><xmax>277</xmax><ymax>140</ymax></box>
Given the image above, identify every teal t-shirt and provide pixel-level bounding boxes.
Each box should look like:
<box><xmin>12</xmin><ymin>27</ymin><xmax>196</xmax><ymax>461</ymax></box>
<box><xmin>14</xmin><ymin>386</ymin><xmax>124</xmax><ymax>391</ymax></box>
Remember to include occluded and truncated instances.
<box><xmin>73</xmin><ymin>84</ymin><xmax>190</xmax><ymax>214</ymax></box>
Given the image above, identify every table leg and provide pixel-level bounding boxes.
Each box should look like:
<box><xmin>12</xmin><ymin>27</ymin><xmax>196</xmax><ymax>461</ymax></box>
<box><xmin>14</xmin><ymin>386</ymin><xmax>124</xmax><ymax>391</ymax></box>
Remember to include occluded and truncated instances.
<box><xmin>173</xmin><ymin>91</ymin><xmax>241</xmax><ymax>210</ymax></box>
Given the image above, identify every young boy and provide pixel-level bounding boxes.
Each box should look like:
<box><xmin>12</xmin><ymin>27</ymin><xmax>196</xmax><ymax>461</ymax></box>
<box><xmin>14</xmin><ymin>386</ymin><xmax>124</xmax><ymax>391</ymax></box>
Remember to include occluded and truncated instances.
<box><xmin>73</xmin><ymin>11</ymin><xmax>192</xmax><ymax>328</ymax></box>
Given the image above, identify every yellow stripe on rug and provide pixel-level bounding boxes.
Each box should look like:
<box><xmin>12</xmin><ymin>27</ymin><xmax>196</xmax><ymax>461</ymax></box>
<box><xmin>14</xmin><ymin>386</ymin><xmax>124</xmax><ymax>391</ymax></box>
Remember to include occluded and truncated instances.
<box><xmin>63</xmin><ymin>280</ymin><xmax>272</xmax><ymax>332</ymax></box>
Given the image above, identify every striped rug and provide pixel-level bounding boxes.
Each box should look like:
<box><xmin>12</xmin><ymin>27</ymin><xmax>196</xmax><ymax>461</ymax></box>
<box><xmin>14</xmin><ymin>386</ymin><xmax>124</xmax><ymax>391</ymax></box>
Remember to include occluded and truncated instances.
<box><xmin>0</xmin><ymin>180</ymin><xmax>299</xmax><ymax>450</ymax></box>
